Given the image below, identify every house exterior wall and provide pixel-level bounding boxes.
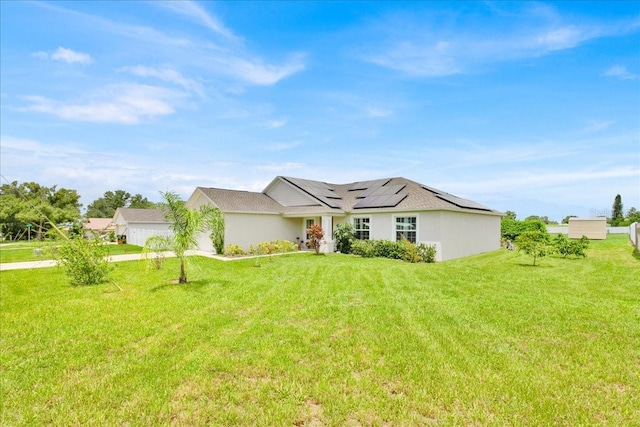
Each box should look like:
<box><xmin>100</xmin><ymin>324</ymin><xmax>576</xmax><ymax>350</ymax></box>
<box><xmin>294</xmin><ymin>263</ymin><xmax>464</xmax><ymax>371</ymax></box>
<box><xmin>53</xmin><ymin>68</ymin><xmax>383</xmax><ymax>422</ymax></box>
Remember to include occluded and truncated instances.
<box><xmin>266</xmin><ymin>180</ymin><xmax>317</xmax><ymax>206</ymax></box>
<box><xmin>568</xmin><ymin>218</ymin><xmax>607</xmax><ymax>239</ymax></box>
<box><xmin>337</xmin><ymin>210</ymin><xmax>500</xmax><ymax>261</ymax></box>
<box><xmin>195</xmin><ymin>213</ymin><xmax>300</xmax><ymax>253</ymax></box>
<box><xmin>437</xmin><ymin>211</ymin><xmax>501</xmax><ymax>261</ymax></box>
<box><xmin>126</xmin><ymin>223</ymin><xmax>172</xmax><ymax>247</ymax></box>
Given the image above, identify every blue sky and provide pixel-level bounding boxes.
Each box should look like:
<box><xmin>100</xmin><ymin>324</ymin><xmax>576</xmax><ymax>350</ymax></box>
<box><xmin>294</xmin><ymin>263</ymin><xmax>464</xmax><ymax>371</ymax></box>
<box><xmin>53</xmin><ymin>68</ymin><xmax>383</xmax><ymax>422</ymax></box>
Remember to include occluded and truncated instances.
<box><xmin>1</xmin><ymin>1</ymin><xmax>638</xmax><ymax>221</ymax></box>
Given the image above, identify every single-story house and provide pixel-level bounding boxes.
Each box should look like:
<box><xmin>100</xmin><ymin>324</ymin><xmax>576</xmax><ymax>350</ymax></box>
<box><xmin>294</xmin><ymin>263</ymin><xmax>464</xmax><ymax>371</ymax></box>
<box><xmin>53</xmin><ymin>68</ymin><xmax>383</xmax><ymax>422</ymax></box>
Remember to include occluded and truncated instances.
<box><xmin>84</xmin><ymin>217</ymin><xmax>115</xmax><ymax>239</ymax></box>
<box><xmin>187</xmin><ymin>176</ymin><xmax>503</xmax><ymax>261</ymax></box>
<box><xmin>568</xmin><ymin>217</ymin><xmax>607</xmax><ymax>240</ymax></box>
<box><xmin>112</xmin><ymin>208</ymin><xmax>171</xmax><ymax>246</ymax></box>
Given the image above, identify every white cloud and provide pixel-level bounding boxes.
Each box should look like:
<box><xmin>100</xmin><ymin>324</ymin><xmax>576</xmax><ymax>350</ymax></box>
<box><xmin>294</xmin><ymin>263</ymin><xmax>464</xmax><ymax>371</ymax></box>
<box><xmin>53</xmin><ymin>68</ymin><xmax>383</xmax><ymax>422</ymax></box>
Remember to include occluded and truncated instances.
<box><xmin>265</xmin><ymin>119</ymin><xmax>287</xmax><ymax>129</ymax></box>
<box><xmin>359</xmin><ymin>6</ymin><xmax>635</xmax><ymax>77</ymax></box>
<box><xmin>119</xmin><ymin>65</ymin><xmax>203</xmax><ymax>95</ymax></box>
<box><xmin>257</xmin><ymin>162</ymin><xmax>305</xmax><ymax>172</ymax></box>
<box><xmin>21</xmin><ymin>84</ymin><xmax>184</xmax><ymax>124</ymax></box>
<box><xmin>33</xmin><ymin>47</ymin><xmax>93</xmax><ymax>64</ymax></box>
<box><xmin>604</xmin><ymin>65</ymin><xmax>639</xmax><ymax>80</ymax></box>
<box><xmin>218</xmin><ymin>53</ymin><xmax>306</xmax><ymax>86</ymax></box>
<box><xmin>154</xmin><ymin>0</ymin><xmax>236</xmax><ymax>39</ymax></box>
<box><xmin>365</xmin><ymin>105</ymin><xmax>393</xmax><ymax>118</ymax></box>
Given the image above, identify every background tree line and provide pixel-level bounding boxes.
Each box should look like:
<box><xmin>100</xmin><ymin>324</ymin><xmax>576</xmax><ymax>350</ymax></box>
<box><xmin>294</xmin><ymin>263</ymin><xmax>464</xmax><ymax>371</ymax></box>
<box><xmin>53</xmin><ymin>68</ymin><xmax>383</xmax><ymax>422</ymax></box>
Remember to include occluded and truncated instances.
<box><xmin>0</xmin><ymin>181</ymin><xmax>157</xmax><ymax>241</ymax></box>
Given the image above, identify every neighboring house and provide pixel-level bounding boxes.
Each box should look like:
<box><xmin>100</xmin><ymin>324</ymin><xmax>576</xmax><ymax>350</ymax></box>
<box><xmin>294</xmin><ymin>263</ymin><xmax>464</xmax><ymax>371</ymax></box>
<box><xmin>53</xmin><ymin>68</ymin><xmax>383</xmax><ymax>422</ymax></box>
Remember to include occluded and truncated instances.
<box><xmin>187</xmin><ymin>176</ymin><xmax>503</xmax><ymax>261</ymax></box>
<box><xmin>568</xmin><ymin>217</ymin><xmax>607</xmax><ymax>240</ymax></box>
<box><xmin>84</xmin><ymin>218</ymin><xmax>115</xmax><ymax>239</ymax></box>
<box><xmin>112</xmin><ymin>208</ymin><xmax>171</xmax><ymax>246</ymax></box>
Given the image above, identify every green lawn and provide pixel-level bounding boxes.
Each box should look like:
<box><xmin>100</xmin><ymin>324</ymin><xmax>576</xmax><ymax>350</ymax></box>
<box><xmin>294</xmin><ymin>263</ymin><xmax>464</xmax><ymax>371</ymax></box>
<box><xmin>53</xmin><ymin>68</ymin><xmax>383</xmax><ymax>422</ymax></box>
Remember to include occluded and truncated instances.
<box><xmin>0</xmin><ymin>241</ymin><xmax>143</xmax><ymax>263</ymax></box>
<box><xmin>1</xmin><ymin>235</ymin><xmax>638</xmax><ymax>425</ymax></box>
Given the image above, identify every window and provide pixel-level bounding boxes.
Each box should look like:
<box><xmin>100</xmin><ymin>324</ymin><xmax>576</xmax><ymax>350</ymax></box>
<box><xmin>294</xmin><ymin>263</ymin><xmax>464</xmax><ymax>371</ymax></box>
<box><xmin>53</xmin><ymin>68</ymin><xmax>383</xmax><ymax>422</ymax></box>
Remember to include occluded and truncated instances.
<box><xmin>305</xmin><ymin>218</ymin><xmax>315</xmax><ymax>239</ymax></box>
<box><xmin>353</xmin><ymin>217</ymin><xmax>370</xmax><ymax>240</ymax></box>
<box><xmin>395</xmin><ymin>216</ymin><xmax>417</xmax><ymax>243</ymax></box>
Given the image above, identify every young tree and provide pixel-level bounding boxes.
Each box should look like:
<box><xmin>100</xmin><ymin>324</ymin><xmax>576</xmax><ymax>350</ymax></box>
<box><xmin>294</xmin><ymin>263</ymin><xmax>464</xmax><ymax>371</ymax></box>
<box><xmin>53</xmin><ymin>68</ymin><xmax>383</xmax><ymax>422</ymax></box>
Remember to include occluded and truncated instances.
<box><xmin>612</xmin><ymin>194</ymin><xmax>624</xmax><ymax>226</ymax></box>
<box><xmin>145</xmin><ymin>191</ymin><xmax>223</xmax><ymax>283</ymax></box>
<box><xmin>516</xmin><ymin>230</ymin><xmax>554</xmax><ymax>266</ymax></box>
<box><xmin>504</xmin><ymin>210</ymin><xmax>517</xmax><ymax>220</ymax></box>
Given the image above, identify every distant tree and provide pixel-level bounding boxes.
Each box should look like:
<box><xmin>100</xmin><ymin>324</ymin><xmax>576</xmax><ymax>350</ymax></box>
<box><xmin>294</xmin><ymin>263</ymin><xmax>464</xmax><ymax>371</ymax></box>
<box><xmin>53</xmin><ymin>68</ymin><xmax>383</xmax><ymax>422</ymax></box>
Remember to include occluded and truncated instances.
<box><xmin>86</xmin><ymin>190</ymin><xmax>155</xmax><ymax>218</ymax></box>
<box><xmin>501</xmin><ymin>218</ymin><xmax>547</xmax><ymax>241</ymax></box>
<box><xmin>562</xmin><ymin>215</ymin><xmax>577</xmax><ymax>224</ymax></box>
<box><xmin>524</xmin><ymin>215</ymin><xmax>553</xmax><ymax>225</ymax></box>
<box><xmin>0</xmin><ymin>181</ymin><xmax>81</xmax><ymax>240</ymax></box>
<box><xmin>627</xmin><ymin>207</ymin><xmax>640</xmax><ymax>223</ymax></box>
<box><xmin>611</xmin><ymin>194</ymin><xmax>624</xmax><ymax>226</ymax></box>
<box><xmin>504</xmin><ymin>210</ymin><xmax>517</xmax><ymax>220</ymax></box>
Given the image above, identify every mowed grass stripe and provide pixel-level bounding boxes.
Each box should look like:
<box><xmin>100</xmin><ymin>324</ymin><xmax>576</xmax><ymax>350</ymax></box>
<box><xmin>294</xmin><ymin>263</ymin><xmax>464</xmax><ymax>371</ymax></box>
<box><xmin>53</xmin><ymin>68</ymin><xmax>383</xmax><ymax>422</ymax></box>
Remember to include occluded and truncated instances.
<box><xmin>1</xmin><ymin>235</ymin><xmax>638</xmax><ymax>425</ymax></box>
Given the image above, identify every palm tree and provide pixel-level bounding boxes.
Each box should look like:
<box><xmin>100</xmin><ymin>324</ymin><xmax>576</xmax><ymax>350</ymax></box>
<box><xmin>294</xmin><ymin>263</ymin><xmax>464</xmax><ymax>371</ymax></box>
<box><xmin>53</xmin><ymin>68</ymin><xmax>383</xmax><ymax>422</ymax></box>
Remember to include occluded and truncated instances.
<box><xmin>145</xmin><ymin>191</ymin><xmax>223</xmax><ymax>284</ymax></box>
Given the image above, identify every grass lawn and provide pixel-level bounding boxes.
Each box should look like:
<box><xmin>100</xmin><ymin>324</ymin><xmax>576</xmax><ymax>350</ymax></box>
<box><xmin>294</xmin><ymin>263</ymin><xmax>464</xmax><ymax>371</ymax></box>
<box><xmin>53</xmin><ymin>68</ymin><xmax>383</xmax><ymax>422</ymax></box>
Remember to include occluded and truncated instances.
<box><xmin>0</xmin><ymin>241</ymin><xmax>143</xmax><ymax>263</ymax></box>
<box><xmin>1</xmin><ymin>235</ymin><xmax>638</xmax><ymax>425</ymax></box>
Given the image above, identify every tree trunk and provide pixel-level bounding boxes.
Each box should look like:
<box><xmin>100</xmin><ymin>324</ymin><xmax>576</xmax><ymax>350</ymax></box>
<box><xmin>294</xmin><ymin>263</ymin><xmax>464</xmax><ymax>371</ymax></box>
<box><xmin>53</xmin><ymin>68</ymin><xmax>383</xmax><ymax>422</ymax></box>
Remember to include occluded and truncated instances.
<box><xmin>179</xmin><ymin>259</ymin><xmax>187</xmax><ymax>283</ymax></box>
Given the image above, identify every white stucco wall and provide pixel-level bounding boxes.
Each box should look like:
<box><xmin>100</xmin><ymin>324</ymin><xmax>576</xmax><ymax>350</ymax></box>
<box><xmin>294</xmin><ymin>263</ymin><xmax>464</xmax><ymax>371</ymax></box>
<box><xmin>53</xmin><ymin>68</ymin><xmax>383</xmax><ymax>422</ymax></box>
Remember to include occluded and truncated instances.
<box><xmin>339</xmin><ymin>210</ymin><xmax>500</xmax><ymax>261</ymax></box>
<box><xmin>436</xmin><ymin>211</ymin><xmax>501</xmax><ymax>260</ymax></box>
<box><xmin>196</xmin><ymin>213</ymin><xmax>300</xmax><ymax>253</ymax></box>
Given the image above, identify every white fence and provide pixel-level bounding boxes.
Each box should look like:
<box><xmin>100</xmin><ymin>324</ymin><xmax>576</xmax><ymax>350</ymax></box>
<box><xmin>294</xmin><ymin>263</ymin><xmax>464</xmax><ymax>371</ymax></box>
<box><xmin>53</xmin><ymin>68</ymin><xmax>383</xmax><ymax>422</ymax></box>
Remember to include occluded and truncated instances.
<box><xmin>547</xmin><ymin>226</ymin><xmax>629</xmax><ymax>235</ymax></box>
<box><xmin>631</xmin><ymin>223</ymin><xmax>639</xmax><ymax>250</ymax></box>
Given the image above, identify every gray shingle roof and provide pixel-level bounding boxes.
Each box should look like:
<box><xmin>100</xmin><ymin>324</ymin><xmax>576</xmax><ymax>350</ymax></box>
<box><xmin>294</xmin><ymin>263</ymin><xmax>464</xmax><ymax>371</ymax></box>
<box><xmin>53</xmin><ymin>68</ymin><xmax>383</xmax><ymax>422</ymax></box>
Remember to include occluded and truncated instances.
<box><xmin>197</xmin><ymin>177</ymin><xmax>501</xmax><ymax>216</ymax></box>
<box><xmin>115</xmin><ymin>208</ymin><xmax>169</xmax><ymax>223</ymax></box>
<box><xmin>196</xmin><ymin>188</ymin><xmax>283</xmax><ymax>213</ymax></box>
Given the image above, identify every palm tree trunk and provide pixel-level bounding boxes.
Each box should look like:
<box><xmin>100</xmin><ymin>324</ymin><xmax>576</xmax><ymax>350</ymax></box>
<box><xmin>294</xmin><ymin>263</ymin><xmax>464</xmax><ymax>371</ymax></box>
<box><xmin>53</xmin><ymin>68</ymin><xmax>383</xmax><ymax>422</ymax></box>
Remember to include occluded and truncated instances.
<box><xmin>179</xmin><ymin>258</ymin><xmax>187</xmax><ymax>283</ymax></box>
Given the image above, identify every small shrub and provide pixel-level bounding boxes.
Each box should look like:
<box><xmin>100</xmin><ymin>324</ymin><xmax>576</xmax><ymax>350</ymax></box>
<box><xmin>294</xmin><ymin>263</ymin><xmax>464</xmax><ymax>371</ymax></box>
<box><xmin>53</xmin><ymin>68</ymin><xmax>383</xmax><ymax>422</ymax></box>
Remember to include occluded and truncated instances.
<box><xmin>224</xmin><ymin>244</ymin><xmax>245</xmax><ymax>256</ymax></box>
<box><xmin>416</xmin><ymin>243</ymin><xmax>437</xmax><ymax>263</ymax></box>
<box><xmin>554</xmin><ymin>234</ymin><xmax>589</xmax><ymax>258</ymax></box>
<box><xmin>351</xmin><ymin>239</ymin><xmax>376</xmax><ymax>258</ymax></box>
<box><xmin>374</xmin><ymin>240</ymin><xmax>400</xmax><ymax>259</ymax></box>
<box><xmin>397</xmin><ymin>238</ymin><xmax>421</xmax><ymax>263</ymax></box>
<box><xmin>57</xmin><ymin>236</ymin><xmax>109</xmax><ymax>285</ymax></box>
<box><xmin>307</xmin><ymin>224</ymin><xmax>325</xmax><ymax>255</ymax></box>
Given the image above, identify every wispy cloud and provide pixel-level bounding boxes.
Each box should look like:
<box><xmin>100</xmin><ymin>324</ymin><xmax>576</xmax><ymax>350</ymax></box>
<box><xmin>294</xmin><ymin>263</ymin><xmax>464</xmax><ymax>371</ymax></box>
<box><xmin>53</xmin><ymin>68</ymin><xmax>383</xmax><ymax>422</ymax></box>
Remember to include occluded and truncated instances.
<box><xmin>217</xmin><ymin>53</ymin><xmax>306</xmax><ymax>86</ymax></box>
<box><xmin>604</xmin><ymin>65</ymin><xmax>639</xmax><ymax>80</ymax></box>
<box><xmin>360</xmin><ymin>5</ymin><xmax>638</xmax><ymax>77</ymax></box>
<box><xmin>153</xmin><ymin>0</ymin><xmax>236</xmax><ymax>39</ymax></box>
<box><xmin>21</xmin><ymin>84</ymin><xmax>185</xmax><ymax>124</ymax></box>
<box><xmin>119</xmin><ymin>65</ymin><xmax>204</xmax><ymax>95</ymax></box>
<box><xmin>264</xmin><ymin>119</ymin><xmax>287</xmax><ymax>129</ymax></box>
<box><xmin>32</xmin><ymin>47</ymin><xmax>93</xmax><ymax>64</ymax></box>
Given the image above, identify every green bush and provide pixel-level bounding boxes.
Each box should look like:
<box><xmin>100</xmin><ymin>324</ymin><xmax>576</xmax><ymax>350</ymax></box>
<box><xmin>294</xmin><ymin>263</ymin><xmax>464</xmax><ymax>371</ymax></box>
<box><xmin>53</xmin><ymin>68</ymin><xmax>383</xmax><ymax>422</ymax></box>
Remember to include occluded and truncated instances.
<box><xmin>224</xmin><ymin>244</ymin><xmax>245</xmax><ymax>256</ymax></box>
<box><xmin>501</xmin><ymin>218</ymin><xmax>547</xmax><ymax>241</ymax></box>
<box><xmin>397</xmin><ymin>238</ymin><xmax>421</xmax><ymax>263</ymax></box>
<box><xmin>351</xmin><ymin>239</ymin><xmax>376</xmax><ymax>258</ymax></box>
<box><xmin>333</xmin><ymin>223</ymin><xmax>356</xmax><ymax>254</ymax></box>
<box><xmin>554</xmin><ymin>234</ymin><xmax>589</xmax><ymax>258</ymax></box>
<box><xmin>351</xmin><ymin>239</ymin><xmax>437</xmax><ymax>264</ymax></box>
<box><xmin>57</xmin><ymin>236</ymin><xmax>109</xmax><ymax>285</ymax></box>
<box><xmin>373</xmin><ymin>240</ymin><xmax>401</xmax><ymax>259</ymax></box>
<box><xmin>416</xmin><ymin>243</ymin><xmax>437</xmax><ymax>263</ymax></box>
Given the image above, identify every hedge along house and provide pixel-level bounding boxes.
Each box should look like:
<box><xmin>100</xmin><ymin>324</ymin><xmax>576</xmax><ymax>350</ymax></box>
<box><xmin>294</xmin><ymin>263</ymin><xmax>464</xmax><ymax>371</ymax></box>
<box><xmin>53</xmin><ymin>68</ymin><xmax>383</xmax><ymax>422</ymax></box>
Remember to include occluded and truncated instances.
<box><xmin>187</xmin><ymin>176</ymin><xmax>502</xmax><ymax>261</ymax></box>
<box><xmin>112</xmin><ymin>208</ymin><xmax>171</xmax><ymax>246</ymax></box>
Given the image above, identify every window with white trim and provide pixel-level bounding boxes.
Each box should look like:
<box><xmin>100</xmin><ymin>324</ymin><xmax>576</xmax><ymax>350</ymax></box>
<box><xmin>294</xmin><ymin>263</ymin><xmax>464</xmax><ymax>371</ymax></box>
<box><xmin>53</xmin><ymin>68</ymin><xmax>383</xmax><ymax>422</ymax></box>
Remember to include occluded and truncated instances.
<box><xmin>305</xmin><ymin>218</ymin><xmax>315</xmax><ymax>240</ymax></box>
<box><xmin>353</xmin><ymin>217</ymin><xmax>370</xmax><ymax>240</ymax></box>
<box><xmin>395</xmin><ymin>216</ymin><xmax>417</xmax><ymax>243</ymax></box>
